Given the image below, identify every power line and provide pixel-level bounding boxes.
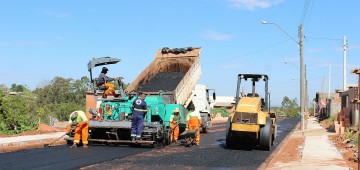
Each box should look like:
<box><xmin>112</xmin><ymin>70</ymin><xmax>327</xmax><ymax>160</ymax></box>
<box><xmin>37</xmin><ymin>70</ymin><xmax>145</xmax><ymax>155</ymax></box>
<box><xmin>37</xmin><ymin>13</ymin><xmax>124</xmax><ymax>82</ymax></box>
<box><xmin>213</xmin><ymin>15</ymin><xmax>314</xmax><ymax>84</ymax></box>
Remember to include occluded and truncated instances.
<box><xmin>300</xmin><ymin>0</ymin><xmax>312</xmax><ymax>25</ymax></box>
<box><xmin>305</xmin><ymin>36</ymin><xmax>342</xmax><ymax>41</ymax></box>
<box><xmin>203</xmin><ymin>38</ymin><xmax>292</xmax><ymax>65</ymax></box>
<box><xmin>303</xmin><ymin>0</ymin><xmax>315</xmax><ymax>34</ymax></box>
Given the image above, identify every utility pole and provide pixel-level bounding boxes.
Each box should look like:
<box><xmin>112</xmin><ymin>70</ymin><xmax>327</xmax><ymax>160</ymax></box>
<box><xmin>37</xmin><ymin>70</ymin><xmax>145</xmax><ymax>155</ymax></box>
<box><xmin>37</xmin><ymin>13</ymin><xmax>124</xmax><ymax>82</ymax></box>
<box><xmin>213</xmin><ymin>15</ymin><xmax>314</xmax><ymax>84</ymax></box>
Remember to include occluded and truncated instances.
<box><xmin>261</xmin><ymin>21</ymin><xmax>306</xmax><ymax>134</ymax></box>
<box><xmin>299</xmin><ymin>24</ymin><xmax>305</xmax><ymax>134</ymax></box>
<box><xmin>328</xmin><ymin>64</ymin><xmax>332</xmax><ymax>98</ymax></box>
<box><xmin>305</xmin><ymin>64</ymin><xmax>308</xmax><ymax>112</ymax></box>
<box><xmin>343</xmin><ymin>36</ymin><xmax>347</xmax><ymax>91</ymax></box>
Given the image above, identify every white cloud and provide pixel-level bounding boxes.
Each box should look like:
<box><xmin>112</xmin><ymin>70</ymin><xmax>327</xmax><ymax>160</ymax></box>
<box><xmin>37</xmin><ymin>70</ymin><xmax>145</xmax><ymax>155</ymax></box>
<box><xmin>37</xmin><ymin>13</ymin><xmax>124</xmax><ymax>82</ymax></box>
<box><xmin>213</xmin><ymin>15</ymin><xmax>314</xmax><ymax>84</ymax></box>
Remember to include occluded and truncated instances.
<box><xmin>227</xmin><ymin>0</ymin><xmax>284</xmax><ymax>11</ymax></box>
<box><xmin>200</xmin><ymin>30</ymin><xmax>232</xmax><ymax>41</ymax></box>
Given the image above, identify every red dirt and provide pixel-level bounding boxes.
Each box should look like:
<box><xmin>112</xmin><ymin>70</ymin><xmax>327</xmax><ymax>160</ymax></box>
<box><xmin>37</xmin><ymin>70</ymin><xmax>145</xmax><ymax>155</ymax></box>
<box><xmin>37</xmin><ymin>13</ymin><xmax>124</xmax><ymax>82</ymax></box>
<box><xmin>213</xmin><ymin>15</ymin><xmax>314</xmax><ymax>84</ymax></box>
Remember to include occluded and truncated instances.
<box><xmin>318</xmin><ymin>119</ymin><xmax>358</xmax><ymax>170</ymax></box>
<box><xmin>329</xmin><ymin>135</ymin><xmax>358</xmax><ymax>170</ymax></box>
<box><xmin>264</xmin><ymin>131</ymin><xmax>305</xmax><ymax>170</ymax></box>
<box><xmin>0</xmin><ymin>123</ymin><xmax>66</xmax><ymax>138</ymax></box>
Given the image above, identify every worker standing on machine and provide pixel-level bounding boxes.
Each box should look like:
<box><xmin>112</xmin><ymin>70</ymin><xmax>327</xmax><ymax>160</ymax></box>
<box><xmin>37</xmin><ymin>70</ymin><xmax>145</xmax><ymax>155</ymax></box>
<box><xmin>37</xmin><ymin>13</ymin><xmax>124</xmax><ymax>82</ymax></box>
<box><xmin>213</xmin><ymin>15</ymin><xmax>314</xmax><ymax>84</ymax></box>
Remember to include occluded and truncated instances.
<box><xmin>68</xmin><ymin>111</ymin><xmax>89</xmax><ymax>148</ymax></box>
<box><xmin>170</xmin><ymin>107</ymin><xmax>181</xmax><ymax>143</ymax></box>
<box><xmin>186</xmin><ymin>109</ymin><xmax>202</xmax><ymax>146</ymax></box>
<box><xmin>131</xmin><ymin>92</ymin><xmax>147</xmax><ymax>143</ymax></box>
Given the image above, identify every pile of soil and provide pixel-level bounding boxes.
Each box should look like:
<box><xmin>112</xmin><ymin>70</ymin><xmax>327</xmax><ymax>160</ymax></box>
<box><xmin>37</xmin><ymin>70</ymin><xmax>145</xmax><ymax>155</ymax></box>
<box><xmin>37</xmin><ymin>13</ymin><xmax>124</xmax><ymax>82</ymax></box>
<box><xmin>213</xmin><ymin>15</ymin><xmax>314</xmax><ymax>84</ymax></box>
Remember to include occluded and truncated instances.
<box><xmin>329</xmin><ymin>135</ymin><xmax>359</xmax><ymax>170</ymax></box>
<box><xmin>142</xmin><ymin>72</ymin><xmax>185</xmax><ymax>92</ymax></box>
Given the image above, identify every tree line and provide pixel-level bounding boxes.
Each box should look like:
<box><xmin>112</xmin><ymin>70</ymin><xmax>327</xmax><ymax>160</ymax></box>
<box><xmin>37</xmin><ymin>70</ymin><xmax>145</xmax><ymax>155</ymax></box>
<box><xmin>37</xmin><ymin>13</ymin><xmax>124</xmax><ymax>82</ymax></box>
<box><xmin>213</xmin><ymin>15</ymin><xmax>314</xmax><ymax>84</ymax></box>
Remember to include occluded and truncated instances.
<box><xmin>0</xmin><ymin>76</ymin><xmax>91</xmax><ymax>134</ymax></box>
<box><xmin>271</xmin><ymin>96</ymin><xmax>301</xmax><ymax>118</ymax></box>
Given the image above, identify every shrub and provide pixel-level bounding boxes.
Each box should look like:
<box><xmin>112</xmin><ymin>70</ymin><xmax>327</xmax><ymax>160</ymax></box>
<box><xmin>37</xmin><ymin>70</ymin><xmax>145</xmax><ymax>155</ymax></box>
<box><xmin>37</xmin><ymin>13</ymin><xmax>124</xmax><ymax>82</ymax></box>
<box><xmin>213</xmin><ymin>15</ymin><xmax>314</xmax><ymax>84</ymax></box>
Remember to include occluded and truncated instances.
<box><xmin>211</xmin><ymin>107</ymin><xmax>229</xmax><ymax>117</ymax></box>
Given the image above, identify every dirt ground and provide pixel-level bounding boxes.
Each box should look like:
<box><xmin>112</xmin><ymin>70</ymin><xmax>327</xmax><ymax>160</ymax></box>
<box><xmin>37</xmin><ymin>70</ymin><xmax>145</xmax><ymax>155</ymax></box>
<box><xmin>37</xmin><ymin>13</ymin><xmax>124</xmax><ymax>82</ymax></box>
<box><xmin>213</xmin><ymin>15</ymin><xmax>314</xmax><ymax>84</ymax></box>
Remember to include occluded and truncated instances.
<box><xmin>0</xmin><ymin>123</ymin><xmax>66</xmax><ymax>138</ymax></box>
<box><xmin>0</xmin><ymin>123</ymin><xmax>67</xmax><ymax>153</ymax></box>
<box><xmin>319</xmin><ymin>120</ymin><xmax>359</xmax><ymax>170</ymax></box>
<box><xmin>264</xmin><ymin>123</ymin><xmax>304</xmax><ymax>169</ymax></box>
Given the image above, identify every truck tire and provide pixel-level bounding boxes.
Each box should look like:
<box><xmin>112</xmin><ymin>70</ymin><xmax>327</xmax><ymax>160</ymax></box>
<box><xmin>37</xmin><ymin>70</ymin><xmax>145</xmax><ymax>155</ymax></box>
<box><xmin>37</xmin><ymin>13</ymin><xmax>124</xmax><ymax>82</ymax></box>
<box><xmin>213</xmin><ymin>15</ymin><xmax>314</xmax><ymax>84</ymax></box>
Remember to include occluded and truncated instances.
<box><xmin>225</xmin><ymin>116</ymin><xmax>235</xmax><ymax>149</ymax></box>
<box><xmin>260</xmin><ymin>117</ymin><xmax>271</xmax><ymax>151</ymax></box>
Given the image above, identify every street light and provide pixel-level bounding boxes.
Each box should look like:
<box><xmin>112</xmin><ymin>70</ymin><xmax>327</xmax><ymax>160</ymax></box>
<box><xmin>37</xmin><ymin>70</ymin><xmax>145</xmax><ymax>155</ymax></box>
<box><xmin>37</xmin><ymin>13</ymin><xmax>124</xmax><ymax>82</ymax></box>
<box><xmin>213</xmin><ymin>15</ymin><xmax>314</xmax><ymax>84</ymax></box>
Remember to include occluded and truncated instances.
<box><xmin>284</xmin><ymin>60</ymin><xmax>300</xmax><ymax>70</ymax></box>
<box><xmin>262</xmin><ymin>21</ymin><xmax>306</xmax><ymax>135</ymax></box>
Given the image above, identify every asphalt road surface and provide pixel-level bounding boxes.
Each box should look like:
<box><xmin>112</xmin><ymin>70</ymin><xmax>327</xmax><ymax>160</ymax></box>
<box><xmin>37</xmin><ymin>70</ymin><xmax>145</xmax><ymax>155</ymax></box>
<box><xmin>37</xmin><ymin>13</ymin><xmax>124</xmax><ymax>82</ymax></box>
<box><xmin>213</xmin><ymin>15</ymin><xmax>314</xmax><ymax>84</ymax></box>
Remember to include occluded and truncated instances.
<box><xmin>0</xmin><ymin>118</ymin><xmax>299</xmax><ymax>170</ymax></box>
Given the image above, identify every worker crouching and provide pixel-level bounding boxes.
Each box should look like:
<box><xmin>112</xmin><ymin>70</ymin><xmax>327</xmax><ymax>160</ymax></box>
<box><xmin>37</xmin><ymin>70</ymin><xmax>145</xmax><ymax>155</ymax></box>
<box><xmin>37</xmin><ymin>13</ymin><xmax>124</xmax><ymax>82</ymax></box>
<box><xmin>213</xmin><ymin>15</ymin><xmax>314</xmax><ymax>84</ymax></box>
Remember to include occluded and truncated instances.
<box><xmin>68</xmin><ymin>111</ymin><xmax>89</xmax><ymax>148</ymax></box>
<box><xmin>186</xmin><ymin>109</ymin><xmax>202</xmax><ymax>146</ymax></box>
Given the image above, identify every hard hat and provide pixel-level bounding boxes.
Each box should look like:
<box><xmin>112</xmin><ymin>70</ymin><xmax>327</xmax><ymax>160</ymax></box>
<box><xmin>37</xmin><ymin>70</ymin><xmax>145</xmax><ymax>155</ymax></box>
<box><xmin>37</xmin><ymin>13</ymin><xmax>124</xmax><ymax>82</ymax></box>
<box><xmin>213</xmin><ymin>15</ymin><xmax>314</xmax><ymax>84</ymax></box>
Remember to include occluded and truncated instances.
<box><xmin>102</xmin><ymin>67</ymin><xmax>109</xmax><ymax>71</ymax></box>
<box><xmin>70</xmin><ymin>112</ymin><xmax>77</xmax><ymax>121</ymax></box>
<box><xmin>173</xmin><ymin>108</ymin><xmax>180</xmax><ymax>113</ymax></box>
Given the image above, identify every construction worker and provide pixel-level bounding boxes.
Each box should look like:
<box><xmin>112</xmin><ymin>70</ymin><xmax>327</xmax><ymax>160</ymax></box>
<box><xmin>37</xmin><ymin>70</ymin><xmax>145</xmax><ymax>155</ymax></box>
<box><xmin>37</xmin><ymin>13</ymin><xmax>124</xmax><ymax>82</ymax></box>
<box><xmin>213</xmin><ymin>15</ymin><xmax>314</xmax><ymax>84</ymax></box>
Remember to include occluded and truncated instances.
<box><xmin>97</xmin><ymin>67</ymin><xmax>119</xmax><ymax>98</ymax></box>
<box><xmin>186</xmin><ymin>109</ymin><xmax>202</xmax><ymax>146</ymax></box>
<box><xmin>68</xmin><ymin>111</ymin><xmax>89</xmax><ymax>148</ymax></box>
<box><xmin>170</xmin><ymin>107</ymin><xmax>181</xmax><ymax>143</ymax></box>
<box><xmin>130</xmin><ymin>92</ymin><xmax>147</xmax><ymax>142</ymax></box>
<box><xmin>104</xmin><ymin>104</ymin><xmax>113</xmax><ymax>120</ymax></box>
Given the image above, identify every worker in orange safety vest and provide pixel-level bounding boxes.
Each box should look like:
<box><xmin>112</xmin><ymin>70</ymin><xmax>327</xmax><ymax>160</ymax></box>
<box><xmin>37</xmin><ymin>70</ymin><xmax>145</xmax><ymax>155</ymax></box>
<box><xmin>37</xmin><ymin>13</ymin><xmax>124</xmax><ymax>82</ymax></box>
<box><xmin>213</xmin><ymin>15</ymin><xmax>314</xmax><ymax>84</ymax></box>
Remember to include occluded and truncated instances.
<box><xmin>186</xmin><ymin>109</ymin><xmax>202</xmax><ymax>146</ymax></box>
<box><xmin>170</xmin><ymin>107</ymin><xmax>181</xmax><ymax>143</ymax></box>
<box><xmin>68</xmin><ymin>111</ymin><xmax>89</xmax><ymax>148</ymax></box>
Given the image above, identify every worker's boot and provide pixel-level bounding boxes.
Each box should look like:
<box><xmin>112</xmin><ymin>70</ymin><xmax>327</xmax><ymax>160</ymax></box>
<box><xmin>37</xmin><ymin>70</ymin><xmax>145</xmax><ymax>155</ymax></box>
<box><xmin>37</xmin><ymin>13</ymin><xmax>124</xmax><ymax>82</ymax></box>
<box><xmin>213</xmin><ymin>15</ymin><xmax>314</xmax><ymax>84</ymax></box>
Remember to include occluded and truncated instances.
<box><xmin>69</xmin><ymin>143</ymin><xmax>77</xmax><ymax>148</ymax></box>
<box><xmin>82</xmin><ymin>145</ymin><xmax>88</xmax><ymax>148</ymax></box>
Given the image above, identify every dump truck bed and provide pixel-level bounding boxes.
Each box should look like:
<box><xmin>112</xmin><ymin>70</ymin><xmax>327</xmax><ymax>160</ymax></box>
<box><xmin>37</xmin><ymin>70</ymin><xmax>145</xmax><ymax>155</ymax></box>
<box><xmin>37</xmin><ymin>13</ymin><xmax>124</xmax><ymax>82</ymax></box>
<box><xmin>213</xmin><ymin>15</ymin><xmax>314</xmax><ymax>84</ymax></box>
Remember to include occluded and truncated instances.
<box><xmin>125</xmin><ymin>47</ymin><xmax>202</xmax><ymax>106</ymax></box>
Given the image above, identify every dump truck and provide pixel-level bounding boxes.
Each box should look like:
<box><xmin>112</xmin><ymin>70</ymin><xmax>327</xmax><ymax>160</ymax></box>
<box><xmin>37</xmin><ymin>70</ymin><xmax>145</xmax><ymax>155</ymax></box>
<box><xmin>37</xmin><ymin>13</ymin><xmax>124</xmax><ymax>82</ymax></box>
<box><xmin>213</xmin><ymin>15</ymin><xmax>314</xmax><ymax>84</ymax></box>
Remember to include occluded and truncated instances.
<box><xmin>225</xmin><ymin>74</ymin><xmax>277</xmax><ymax>151</ymax></box>
<box><xmin>125</xmin><ymin>47</ymin><xmax>216</xmax><ymax>134</ymax></box>
<box><xmin>65</xmin><ymin>47</ymin><xmax>213</xmax><ymax>147</ymax></box>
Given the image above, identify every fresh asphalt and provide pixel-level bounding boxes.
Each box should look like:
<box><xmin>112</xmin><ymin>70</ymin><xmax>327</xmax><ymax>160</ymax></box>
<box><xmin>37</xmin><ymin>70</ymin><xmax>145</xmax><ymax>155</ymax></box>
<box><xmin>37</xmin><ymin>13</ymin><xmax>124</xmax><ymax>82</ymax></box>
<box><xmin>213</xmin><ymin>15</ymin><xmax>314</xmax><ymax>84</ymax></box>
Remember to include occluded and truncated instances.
<box><xmin>0</xmin><ymin>118</ymin><xmax>299</xmax><ymax>170</ymax></box>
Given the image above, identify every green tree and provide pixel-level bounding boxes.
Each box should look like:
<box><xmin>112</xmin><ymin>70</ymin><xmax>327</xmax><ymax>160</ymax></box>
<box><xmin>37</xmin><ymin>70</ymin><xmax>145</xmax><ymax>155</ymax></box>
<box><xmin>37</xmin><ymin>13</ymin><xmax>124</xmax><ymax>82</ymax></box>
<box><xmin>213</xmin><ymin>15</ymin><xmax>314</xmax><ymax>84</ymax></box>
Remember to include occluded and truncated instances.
<box><xmin>10</xmin><ymin>83</ymin><xmax>29</xmax><ymax>92</ymax></box>
<box><xmin>0</xmin><ymin>95</ymin><xmax>37</xmax><ymax>134</ymax></box>
<box><xmin>33</xmin><ymin>76</ymin><xmax>89</xmax><ymax>122</ymax></box>
<box><xmin>281</xmin><ymin>96</ymin><xmax>300</xmax><ymax>118</ymax></box>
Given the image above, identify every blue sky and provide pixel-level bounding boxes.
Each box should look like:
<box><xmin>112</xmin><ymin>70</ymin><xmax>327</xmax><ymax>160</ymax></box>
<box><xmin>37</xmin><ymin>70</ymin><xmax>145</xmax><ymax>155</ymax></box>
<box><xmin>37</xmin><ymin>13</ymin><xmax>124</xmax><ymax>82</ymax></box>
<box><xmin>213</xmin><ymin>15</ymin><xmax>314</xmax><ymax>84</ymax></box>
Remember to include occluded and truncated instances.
<box><xmin>0</xmin><ymin>0</ymin><xmax>359</xmax><ymax>106</ymax></box>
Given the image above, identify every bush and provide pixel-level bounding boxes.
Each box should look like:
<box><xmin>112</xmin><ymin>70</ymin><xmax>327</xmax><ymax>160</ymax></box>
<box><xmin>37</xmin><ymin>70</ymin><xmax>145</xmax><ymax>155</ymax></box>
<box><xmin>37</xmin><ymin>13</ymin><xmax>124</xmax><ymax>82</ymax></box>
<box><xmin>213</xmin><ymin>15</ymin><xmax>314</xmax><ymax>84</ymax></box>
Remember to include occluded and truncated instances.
<box><xmin>327</xmin><ymin>115</ymin><xmax>337</xmax><ymax>126</ymax></box>
<box><xmin>344</xmin><ymin>128</ymin><xmax>358</xmax><ymax>146</ymax></box>
<box><xmin>211</xmin><ymin>107</ymin><xmax>229</xmax><ymax>117</ymax></box>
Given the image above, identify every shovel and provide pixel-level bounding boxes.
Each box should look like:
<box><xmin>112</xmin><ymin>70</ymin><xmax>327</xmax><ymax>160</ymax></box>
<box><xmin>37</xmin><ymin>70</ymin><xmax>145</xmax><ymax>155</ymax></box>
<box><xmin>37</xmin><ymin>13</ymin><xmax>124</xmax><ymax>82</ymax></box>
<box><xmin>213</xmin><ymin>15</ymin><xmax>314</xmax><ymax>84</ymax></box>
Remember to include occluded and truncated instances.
<box><xmin>43</xmin><ymin>133</ymin><xmax>68</xmax><ymax>147</ymax></box>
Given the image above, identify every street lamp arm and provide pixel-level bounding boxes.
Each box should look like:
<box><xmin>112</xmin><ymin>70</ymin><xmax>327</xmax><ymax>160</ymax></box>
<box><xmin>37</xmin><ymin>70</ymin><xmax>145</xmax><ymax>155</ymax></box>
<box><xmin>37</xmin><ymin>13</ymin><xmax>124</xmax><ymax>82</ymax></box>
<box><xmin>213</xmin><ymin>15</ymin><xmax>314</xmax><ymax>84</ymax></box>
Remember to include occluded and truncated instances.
<box><xmin>261</xmin><ymin>21</ymin><xmax>299</xmax><ymax>45</ymax></box>
<box><xmin>284</xmin><ymin>61</ymin><xmax>300</xmax><ymax>70</ymax></box>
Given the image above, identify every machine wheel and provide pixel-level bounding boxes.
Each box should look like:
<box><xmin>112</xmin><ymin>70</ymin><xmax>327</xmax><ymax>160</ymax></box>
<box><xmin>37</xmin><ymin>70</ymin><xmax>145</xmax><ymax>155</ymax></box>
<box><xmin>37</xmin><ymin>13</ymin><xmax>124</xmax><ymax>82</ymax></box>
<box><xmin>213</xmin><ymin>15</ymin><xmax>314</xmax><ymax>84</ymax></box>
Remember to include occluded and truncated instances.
<box><xmin>202</xmin><ymin>126</ymin><xmax>208</xmax><ymax>134</ymax></box>
<box><xmin>163</xmin><ymin>129</ymin><xmax>172</xmax><ymax>146</ymax></box>
<box><xmin>260</xmin><ymin>117</ymin><xmax>272</xmax><ymax>151</ymax></box>
<box><xmin>66</xmin><ymin>140</ymin><xmax>73</xmax><ymax>145</ymax></box>
<box><xmin>225</xmin><ymin>116</ymin><xmax>235</xmax><ymax>149</ymax></box>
